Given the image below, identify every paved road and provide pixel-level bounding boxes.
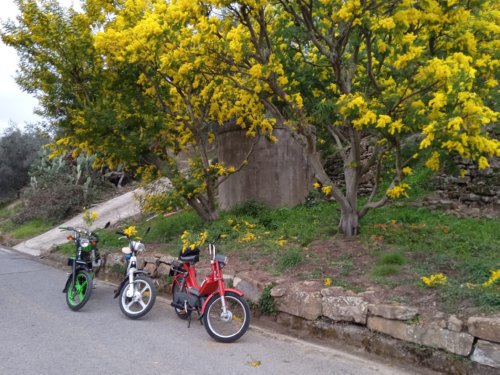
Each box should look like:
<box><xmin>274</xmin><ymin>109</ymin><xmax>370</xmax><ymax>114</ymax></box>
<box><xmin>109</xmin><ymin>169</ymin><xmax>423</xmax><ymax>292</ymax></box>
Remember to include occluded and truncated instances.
<box><xmin>0</xmin><ymin>247</ymin><xmax>420</xmax><ymax>375</ymax></box>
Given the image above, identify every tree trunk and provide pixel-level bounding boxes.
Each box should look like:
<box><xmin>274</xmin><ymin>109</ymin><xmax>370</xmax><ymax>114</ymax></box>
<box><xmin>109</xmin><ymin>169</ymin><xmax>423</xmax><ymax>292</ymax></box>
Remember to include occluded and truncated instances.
<box><xmin>339</xmin><ymin>208</ymin><xmax>359</xmax><ymax>237</ymax></box>
<box><xmin>187</xmin><ymin>197</ymin><xmax>219</xmax><ymax>222</ymax></box>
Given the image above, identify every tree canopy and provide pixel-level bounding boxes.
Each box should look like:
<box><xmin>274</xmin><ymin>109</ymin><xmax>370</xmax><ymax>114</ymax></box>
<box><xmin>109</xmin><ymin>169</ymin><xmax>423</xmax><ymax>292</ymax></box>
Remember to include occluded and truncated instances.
<box><xmin>2</xmin><ymin>0</ymin><xmax>499</xmax><ymax>234</ymax></box>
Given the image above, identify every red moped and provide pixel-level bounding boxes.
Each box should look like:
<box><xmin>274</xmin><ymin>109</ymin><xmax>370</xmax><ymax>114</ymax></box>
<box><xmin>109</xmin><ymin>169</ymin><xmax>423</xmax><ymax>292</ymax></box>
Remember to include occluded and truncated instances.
<box><xmin>169</xmin><ymin>240</ymin><xmax>250</xmax><ymax>343</ymax></box>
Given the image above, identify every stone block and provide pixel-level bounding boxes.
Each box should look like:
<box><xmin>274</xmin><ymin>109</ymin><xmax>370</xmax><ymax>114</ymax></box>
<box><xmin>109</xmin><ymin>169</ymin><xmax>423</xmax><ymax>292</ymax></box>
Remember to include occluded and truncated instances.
<box><xmin>367</xmin><ymin>317</ymin><xmax>474</xmax><ymax>356</ymax></box>
<box><xmin>143</xmin><ymin>262</ymin><xmax>158</xmax><ymax>278</ymax></box>
<box><xmin>323</xmin><ymin>296</ymin><xmax>368</xmax><ymax>324</ymax></box>
<box><xmin>471</xmin><ymin>340</ymin><xmax>500</xmax><ymax>369</ymax></box>
<box><xmin>233</xmin><ymin>271</ymin><xmax>269</xmax><ymax>304</ymax></box>
<box><xmin>156</xmin><ymin>263</ymin><xmax>170</xmax><ymax>277</ymax></box>
<box><xmin>144</xmin><ymin>256</ymin><xmax>159</xmax><ymax>265</ymax></box>
<box><xmin>368</xmin><ymin>304</ymin><xmax>419</xmax><ymax>321</ymax></box>
<box><xmin>321</xmin><ymin>287</ymin><xmax>348</xmax><ymax>297</ymax></box>
<box><xmin>448</xmin><ymin>315</ymin><xmax>463</xmax><ymax>332</ymax></box>
<box><xmin>273</xmin><ymin>282</ymin><xmax>322</xmax><ymax>321</ymax></box>
<box><xmin>105</xmin><ymin>253</ymin><xmax>124</xmax><ymax>270</ymax></box>
<box><xmin>270</xmin><ymin>286</ymin><xmax>286</xmax><ymax>298</ymax></box>
<box><xmin>159</xmin><ymin>255</ymin><xmax>176</xmax><ymax>265</ymax></box>
<box><xmin>468</xmin><ymin>317</ymin><xmax>500</xmax><ymax>343</ymax></box>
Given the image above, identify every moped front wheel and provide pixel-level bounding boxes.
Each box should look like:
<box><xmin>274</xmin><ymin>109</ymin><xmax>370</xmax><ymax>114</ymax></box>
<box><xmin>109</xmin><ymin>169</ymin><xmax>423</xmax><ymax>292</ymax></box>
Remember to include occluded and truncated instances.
<box><xmin>66</xmin><ymin>270</ymin><xmax>93</xmax><ymax>311</ymax></box>
<box><xmin>202</xmin><ymin>291</ymin><xmax>250</xmax><ymax>343</ymax></box>
<box><xmin>119</xmin><ymin>275</ymin><xmax>156</xmax><ymax>319</ymax></box>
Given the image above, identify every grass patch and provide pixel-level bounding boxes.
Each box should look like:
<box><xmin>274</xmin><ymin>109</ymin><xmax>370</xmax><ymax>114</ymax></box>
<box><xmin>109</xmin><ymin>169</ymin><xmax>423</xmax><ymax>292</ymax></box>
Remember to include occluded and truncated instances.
<box><xmin>361</xmin><ymin>204</ymin><xmax>500</xmax><ymax>310</ymax></box>
<box><xmin>275</xmin><ymin>248</ymin><xmax>303</xmax><ymax>273</ymax></box>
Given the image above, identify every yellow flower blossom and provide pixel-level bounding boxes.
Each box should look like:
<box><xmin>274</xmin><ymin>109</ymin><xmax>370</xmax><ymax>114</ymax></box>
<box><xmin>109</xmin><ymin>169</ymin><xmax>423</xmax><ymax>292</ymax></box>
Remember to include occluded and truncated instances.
<box><xmin>276</xmin><ymin>238</ymin><xmax>287</xmax><ymax>247</ymax></box>
<box><xmin>483</xmin><ymin>270</ymin><xmax>500</xmax><ymax>287</ymax></box>
<box><xmin>124</xmin><ymin>226</ymin><xmax>137</xmax><ymax>237</ymax></box>
<box><xmin>425</xmin><ymin>152</ymin><xmax>440</xmax><ymax>172</ymax></box>
<box><xmin>386</xmin><ymin>183</ymin><xmax>411</xmax><ymax>199</ymax></box>
<box><xmin>239</xmin><ymin>232</ymin><xmax>256</xmax><ymax>243</ymax></box>
<box><xmin>323</xmin><ymin>277</ymin><xmax>333</xmax><ymax>287</ymax></box>
<box><xmin>402</xmin><ymin>167</ymin><xmax>413</xmax><ymax>175</ymax></box>
<box><xmin>478</xmin><ymin>156</ymin><xmax>490</xmax><ymax>170</ymax></box>
<box><xmin>83</xmin><ymin>210</ymin><xmax>99</xmax><ymax>227</ymax></box>
<box><xmin>313</xmin><ymin>182</ymin><xmax>321</xmax><ymax>189</ymax></box>
<box><xmin>181</xmin><ymin>230</ymin><xmax>208</xmax><ymax>252</ymax></box>
<box><xmin>421</xmin><ymin>273</ymin><xmax>447</xmax><ymax>287</ymax></box>
<box><xmin>322</xmin><ymin>185</ymin><xmax>333</xmax><ymax>196</ymax></box>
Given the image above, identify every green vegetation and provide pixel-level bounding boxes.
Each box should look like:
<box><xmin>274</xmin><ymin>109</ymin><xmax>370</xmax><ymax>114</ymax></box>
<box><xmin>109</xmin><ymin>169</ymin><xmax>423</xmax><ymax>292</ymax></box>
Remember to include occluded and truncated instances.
<box><xmin>257</xmin><ymin>284</ymin><xmax>277</xmax><ymax>316</ymax></box>
<box><xmin>0</xmin><ymin>201</ymin><xmax>55</xmax><ymax>242</ymax></box>
<box><xmin>73</xmin><ymin>198</ymin><xmax>498</xmax><ymax>312</ymax></box>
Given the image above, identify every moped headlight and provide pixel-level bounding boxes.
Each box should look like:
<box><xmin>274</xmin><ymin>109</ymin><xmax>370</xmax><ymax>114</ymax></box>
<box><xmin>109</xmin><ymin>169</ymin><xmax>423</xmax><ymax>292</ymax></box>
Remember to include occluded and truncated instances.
<box><xmin>79</xmin><ymin>239</ymin><xmax>90</xmax><ymax>250</ymax></box>
<box><xmin>132</xmin><ymin>241</ymin><xmax>145</xmax><ymax>252</ymax></box>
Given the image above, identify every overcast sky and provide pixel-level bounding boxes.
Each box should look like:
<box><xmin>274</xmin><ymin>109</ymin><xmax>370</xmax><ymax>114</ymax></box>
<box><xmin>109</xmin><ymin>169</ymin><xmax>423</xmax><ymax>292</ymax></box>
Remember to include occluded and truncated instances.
<box><xmin>0</xmin><ymin>0</ymin><xmax>78</xmax><ymax>134</ymax></box>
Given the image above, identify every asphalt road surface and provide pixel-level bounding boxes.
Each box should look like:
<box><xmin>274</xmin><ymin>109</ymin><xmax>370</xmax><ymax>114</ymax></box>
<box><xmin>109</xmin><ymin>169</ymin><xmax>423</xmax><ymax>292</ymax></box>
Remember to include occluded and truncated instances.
<box><xmin>0</xmin><ymin>247</ymin><xmax>421</xmax><ymax>375</ymax></box>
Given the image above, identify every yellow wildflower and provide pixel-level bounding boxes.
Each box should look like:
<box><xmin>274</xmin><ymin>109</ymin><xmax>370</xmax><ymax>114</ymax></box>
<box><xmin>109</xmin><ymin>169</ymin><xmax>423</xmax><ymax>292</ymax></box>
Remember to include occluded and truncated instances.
<box><xmin>323</xmin><ymin>277</ymin><xmax>333</xmax><ymax>287</ymax></box>
<box><xmin>276</xmin><ymin>238</ymin><xmax>287</xmax><ymax>247</ymax></box>
<box><xmin>124</xmin><ymin>226</ymin><xmax>137</xmax><ymax>237</ymax></box>
<box><xmin>402</xmin><ymin>167</ymin><xmax>413</xmax><ymax>176</ymax></box>
<box><xmin>421</xmin><ymin>273</ymin><xmax>448</xmax><ymax>287</ymax></box>
<box><xmin>322</xmin><ymin>185</ymin><xmax>333</xmax><ymax>196</ymax></box>
<box><xmin>240</xmin><ymin>232</ymin><xmax>256</xmax><ymax>243</ymax></box>
<box><xmin>483</xmin><ymin>270</ymin><xmax>500</xmax><ymax>287</ymax></box>
<box><xmin>386</xmin><ymin>183</ymin><xmax>411</xmax><ymax>199</ymax></box>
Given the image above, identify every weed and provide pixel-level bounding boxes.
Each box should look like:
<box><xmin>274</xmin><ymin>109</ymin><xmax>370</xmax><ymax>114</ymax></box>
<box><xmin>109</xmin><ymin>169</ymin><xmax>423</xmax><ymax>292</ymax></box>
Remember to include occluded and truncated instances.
<box><xmin>377</xmin><ymin>252</ymin><xmax>405</xmax><ymax>266</ymax></box>
<box><xmin>258</xmin><ymin>284</ymin><xmax>277</xmax><ymax>316</ymax></box>
<box><xmin>371</xmin><ymin>264</ymin><xmax>401</xmax><ymax>277</ymax></box>
<box><xmin>276</xmin><ymin>248</ymin><xmax>303</xmax><ymax>273</ymax></box>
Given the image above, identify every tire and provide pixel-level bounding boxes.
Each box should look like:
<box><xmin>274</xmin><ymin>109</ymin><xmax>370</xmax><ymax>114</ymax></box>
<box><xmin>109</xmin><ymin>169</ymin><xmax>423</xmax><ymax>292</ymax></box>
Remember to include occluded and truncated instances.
<box><xmin>66</xmin><ymin>270</ymin><xmax>93</xmax><ymax>311</ymax></box>
<box><xmin>172</xmin><ymin>277</ymin><xmax>189</xmax><ymax>320</ymax></box>
<box><xmin>119</xmin><ymin>275</ymin><xmax>156</xmax><ymax>319</ymax></box>
<box><xmin>202</xmin><ymin>291</ymin><xmax>250</xmax><ymax>343</ymax></box>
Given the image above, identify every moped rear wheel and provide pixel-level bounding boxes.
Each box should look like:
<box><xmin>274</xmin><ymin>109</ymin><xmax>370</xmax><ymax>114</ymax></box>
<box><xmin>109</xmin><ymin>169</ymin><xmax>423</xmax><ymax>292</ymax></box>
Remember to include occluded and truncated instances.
<box><xmin>202</xmin><ymin>291</ymin><xmax>250</xmax><ymax>343</ymax></box>
<box><xmin>172</xmin><ymin>277</ymin><xmax>189</xmax><ymax>320</ymax></box>
<box><xmin>66</xmin><ymin>270</ymin><xmax>93</xmax><ymax>311</ymax></box>
<box><xmin>119</xmin><ymin>275</ymin><xmax>156</xmax><ymax>319</ymax></box>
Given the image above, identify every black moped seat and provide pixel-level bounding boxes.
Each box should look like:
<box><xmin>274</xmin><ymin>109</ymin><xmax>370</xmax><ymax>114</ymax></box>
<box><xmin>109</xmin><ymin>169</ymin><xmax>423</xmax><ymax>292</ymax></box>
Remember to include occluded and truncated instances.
<box><xmin>179</xmin><ymin>247</ymin><xmax>200</xmax><ymax>263</ymax></box>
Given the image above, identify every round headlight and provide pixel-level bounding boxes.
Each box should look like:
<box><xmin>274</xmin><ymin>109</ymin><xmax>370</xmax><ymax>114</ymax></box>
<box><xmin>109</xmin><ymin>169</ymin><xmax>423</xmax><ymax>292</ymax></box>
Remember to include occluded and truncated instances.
<box><xmin>79</xmin><ymin>239</ymin><xmax>90</xmax><ymax>250</ymax></box>
<box><xmin>132</xmin><ymin>241</ymin><xmax>145</xmax><ymax>252</ymax></box>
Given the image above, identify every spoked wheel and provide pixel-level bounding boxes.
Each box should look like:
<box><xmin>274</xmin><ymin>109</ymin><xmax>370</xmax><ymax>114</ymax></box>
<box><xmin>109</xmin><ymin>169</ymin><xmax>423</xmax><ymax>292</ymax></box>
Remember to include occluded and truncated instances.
<box><xmin>202</xmin><ymin>291</ymin><xmax>250</xmax><ymax>343</ymax></box>
<box><xmin>66</xmin><ymin>270</ymin><xmax>93</xmax><ymax>311</ymax></box>
<box><xmin>172</xmin><ymin>277</ymin><xmax>190</xmax><ymax>320</ymax></box>
<box><xmin>119</xmin><ymin>275</ymin><xmax>156</xmax><ymax>319</ymax></box>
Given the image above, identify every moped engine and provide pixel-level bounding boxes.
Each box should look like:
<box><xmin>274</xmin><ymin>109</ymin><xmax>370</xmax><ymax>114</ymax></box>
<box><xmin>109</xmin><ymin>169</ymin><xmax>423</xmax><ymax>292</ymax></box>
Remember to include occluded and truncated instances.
<box><xmin>172</xmin><ymin>292</ymin><xmax>199</xmax><ymax>311</ymax></box>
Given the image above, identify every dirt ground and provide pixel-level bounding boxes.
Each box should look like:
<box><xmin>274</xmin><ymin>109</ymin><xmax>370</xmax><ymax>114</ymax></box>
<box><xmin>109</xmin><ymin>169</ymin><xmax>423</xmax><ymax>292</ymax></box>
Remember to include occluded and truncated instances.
<box><xmin>209</xmin><ymin>237</ymin><xmax>496</xmax><ymax>321</ymax></box>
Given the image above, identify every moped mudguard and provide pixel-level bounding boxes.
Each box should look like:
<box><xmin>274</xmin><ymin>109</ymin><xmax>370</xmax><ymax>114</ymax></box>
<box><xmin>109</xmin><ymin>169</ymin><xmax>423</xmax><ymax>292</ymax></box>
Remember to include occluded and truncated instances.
<box><xmin>114</xmin><ymin>277</ymin><xmax>128</xmax><ymax>299</ymax></box>
<box><xmin>113</xmin><ymin>270</ymin><xmax>150</xmax><ymax>298</ymax></box>
<box><xmin>62</xmin><ymin>274</ymin><xmax>72</xmax><ymax>293</ymax></box>
<box><xmin>200</xmin><ymin>288</ymin><xmax>245</xmax><ymax>313</ymax></box>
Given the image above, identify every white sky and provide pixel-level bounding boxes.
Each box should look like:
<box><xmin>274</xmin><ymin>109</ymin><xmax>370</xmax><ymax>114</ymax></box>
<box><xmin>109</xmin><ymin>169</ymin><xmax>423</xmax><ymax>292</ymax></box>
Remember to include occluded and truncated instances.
<box><xmin>0</xmin><ymin>0</ymin><xmax>79</xmax><ymax>134</ymax></box>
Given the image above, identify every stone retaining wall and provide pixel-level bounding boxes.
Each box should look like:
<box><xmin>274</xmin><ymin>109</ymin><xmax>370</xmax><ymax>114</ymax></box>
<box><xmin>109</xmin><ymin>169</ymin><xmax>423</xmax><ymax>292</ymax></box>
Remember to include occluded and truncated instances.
<box><xmin>270</xmin><ymin>280</ymin><xmax>500</xmax><ymax>374</ymax></box>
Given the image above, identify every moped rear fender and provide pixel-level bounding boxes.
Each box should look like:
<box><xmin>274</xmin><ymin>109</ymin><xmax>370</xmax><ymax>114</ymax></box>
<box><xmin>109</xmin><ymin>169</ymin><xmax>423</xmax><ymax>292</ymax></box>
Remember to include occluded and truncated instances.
<box><xmin>113</xmin><ymin>270</ymin><xmax>150</xmax><ymax>298</ymax></box>
<box><xmin>200</xmin><ymin>288</ymin><xmax>245</xmax><ymax>313</ymax></box>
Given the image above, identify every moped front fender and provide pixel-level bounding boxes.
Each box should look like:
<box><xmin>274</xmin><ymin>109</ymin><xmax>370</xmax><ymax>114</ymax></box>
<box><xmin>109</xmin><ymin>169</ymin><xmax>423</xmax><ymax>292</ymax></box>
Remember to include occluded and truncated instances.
<box><xmin>62</xmin><ymin>274</ymin><xmax>72</xmax><ymax>293</ymax></box>
<box><xmin>113</xmin><ymin>270</ymin><xmax>150</xmax><ymax>298</ymax></box>
<box><xmin>200</xmin><ymin>288</ymin><xmax>245</xmax><ymax>313</ymax></box>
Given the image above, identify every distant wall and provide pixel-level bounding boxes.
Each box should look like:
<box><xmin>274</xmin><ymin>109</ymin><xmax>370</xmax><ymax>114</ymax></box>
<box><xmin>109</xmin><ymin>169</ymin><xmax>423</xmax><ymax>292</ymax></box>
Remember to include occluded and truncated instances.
<box><xmin>217</xmin><ymin>126</ymin><xmax>314</xmax><ymax>210</ymax></box>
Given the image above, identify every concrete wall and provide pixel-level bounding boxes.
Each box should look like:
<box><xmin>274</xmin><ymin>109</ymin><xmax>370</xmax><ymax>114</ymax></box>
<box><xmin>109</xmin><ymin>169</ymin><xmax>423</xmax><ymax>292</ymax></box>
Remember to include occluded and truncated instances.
<box><xmin>217</xmin><ymin>126</ymin><xmax>313</xmax><ymax>210</ymax></box>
